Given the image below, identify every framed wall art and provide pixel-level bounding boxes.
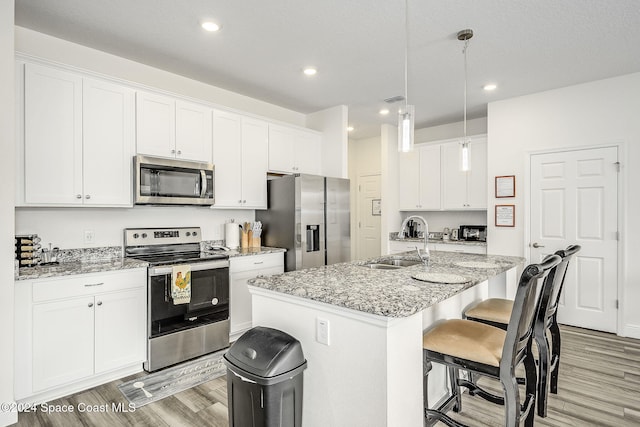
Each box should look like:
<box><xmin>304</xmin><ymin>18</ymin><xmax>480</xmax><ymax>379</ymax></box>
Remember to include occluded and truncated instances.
<box><xmin>495</xmin><ymin>204</ymin><xmax>515</xmax><ymax>227</ymax></box>
<box><xmin>495</xmin><ymin>175</ymin><xmax>515</xmax><ymax>198</ymax></box>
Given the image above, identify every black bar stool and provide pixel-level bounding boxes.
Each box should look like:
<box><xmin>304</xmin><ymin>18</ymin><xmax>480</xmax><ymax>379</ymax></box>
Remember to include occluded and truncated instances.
<box><xmin>423</xmin><ymin>254</ymin><xmax>561</xmax><ymax>427</ymax></box>
<box><xmin>464</xmin><ymin>245</ymin><xmax>580</xmax><ymax>417</ymax></box>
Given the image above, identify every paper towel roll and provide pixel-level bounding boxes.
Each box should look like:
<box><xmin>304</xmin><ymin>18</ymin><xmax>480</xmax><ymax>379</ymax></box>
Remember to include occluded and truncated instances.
<box><xmin>225</xmin><ymin>222</ymin><xmax>240</xmax><ymax>249</ymax></box>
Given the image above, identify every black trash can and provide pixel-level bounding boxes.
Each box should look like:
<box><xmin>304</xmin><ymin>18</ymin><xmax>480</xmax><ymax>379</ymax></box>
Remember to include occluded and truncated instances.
<box><xmin>224</xmin><ymin>326</ymin><xmax>308</xmax><ymax>427</ymax></box>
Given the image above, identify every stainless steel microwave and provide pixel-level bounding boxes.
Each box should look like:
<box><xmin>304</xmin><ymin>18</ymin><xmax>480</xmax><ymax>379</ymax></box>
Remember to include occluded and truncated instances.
<box><xmin>134</xmin><ymin>155</ymin><xmax>214</xmax><ymax>206</ymax></box>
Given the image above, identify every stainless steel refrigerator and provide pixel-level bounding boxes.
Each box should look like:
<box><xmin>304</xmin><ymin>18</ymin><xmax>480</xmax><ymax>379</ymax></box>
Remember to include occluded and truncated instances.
<box><xmin>256</xmin><ymin>174</ymin><xmax>350</xmax><ymax>271</ymax></box>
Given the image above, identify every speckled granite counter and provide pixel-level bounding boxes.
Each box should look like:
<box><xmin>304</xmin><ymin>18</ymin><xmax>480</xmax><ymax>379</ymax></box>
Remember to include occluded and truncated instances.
<box><xmin>249</xmin><ymin>251</ymin><xmax>523</xmax><ymax>318</ymax></box>
<box><xmin>16</xmin><ymin>258</ymin><xmax>149</xmax><ymax>281</ymax></box>
<box><xmin>16</xmin><ymin>245</ymin><xmax>285</xmax><ymax>281</ymax></box>
<box><xmin>389</xmin><ymin>233</ymin><xmax>487</xmax><ymax>247</ymax></box>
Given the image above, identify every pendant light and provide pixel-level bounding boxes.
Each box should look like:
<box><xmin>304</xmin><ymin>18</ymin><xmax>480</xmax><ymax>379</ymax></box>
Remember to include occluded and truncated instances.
<box><xmin>458</xmin><ymin>28</ymin><xmax>473</xmax><ymax>171</ymax></box>
<box><xmin>398</xmin><ymin>0</ymin><xmax>414</xmax><ymax>153</ymax></box>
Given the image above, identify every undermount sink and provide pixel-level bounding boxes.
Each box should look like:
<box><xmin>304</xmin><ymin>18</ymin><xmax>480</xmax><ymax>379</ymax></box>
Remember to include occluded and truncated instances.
<box><xmin>361</xmin><ymin>256</ymin><xmax>423</xmax><ymax>270</ymax></box>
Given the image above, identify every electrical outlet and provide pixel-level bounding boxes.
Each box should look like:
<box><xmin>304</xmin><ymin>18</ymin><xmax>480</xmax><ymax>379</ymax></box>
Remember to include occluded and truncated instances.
<box><xmin>316</xmin><ymin>317</ymin><xmax>330</xmax><ymax>346</ymax></box>
<box><xmin>84</xmin><ymin>230</ymin><xmax>95</xmax><ymax>244</ymax></box>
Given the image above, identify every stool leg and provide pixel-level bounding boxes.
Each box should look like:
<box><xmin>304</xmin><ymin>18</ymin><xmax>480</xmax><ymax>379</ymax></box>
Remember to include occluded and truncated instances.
<box><xmin>550</xmin><ymin>318</ymin><xmax>561</xmax><ymax>394</ymax></box>
<box><xmin>424</xmin><ymin>356</ymin><xmax>432</xmax><ymax>413</ymax></box>
<box><xmin>448</xmin><ymin>367</ymin><xmax>462</xmax><ymax>413</ymax></box>
<box><xmin>501</xmin><ymin>370</ymin><xmax>520</xmax><ymax>427</ymax></box>
<box><xmin>524</xmin><ymin>348</ymin><xmax>537</xmax><ymax>427</ymax></box>
<box><xmin>535</xmin><ymin>329</ymin><xmax>551</xmax><ymax>417</ymax></box>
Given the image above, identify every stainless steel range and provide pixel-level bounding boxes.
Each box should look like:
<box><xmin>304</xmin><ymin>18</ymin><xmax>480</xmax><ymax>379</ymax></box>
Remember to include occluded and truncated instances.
<box><xmin>124</xmin><ymin>227</ymin><xmax>230</xmax><ymax>372</ymax></box>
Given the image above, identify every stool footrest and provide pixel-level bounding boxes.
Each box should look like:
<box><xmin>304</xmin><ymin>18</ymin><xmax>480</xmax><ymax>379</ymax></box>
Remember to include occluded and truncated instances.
<box><xmin>425</xmin><ymin>408</ymin><xmax>468</xmax><ymax>427</ymax></box>
<box><xmin>457</xmin><ymin>379</ymin><xmax>504</xmax><ymax>405</ymax></box>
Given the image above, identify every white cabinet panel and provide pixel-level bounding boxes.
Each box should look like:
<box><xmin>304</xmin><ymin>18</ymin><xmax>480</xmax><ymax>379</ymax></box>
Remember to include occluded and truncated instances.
<box><xmin>230</xmin><ymin>253</ymin><xmax>284</xmax><ymax>335</ymax></box>
<box><xmin>213</xmin><ymin>112</ymin><xmax>268</xmax><ymax>209</ymax></box>
<box><xmin>240</xmin><ymin>117</ymin><xmax>268</xmax><ymax>208</ymax></box>
<box><xmin>22</xmin><ymin>63</ymin><xmax>134</xmax><ymax>207</ymax></box>
<box><xmin>24</xmin><ymin>63</ymin><xmax>83</xmax><ymax>205</ymax></box>
<box><xmin>175</xmin><ymin>100</ymin><xmax>212</xmax><ymax>162</ymax></box>
<box><xmin>442</xmin><ymin>136</ymin><xmax>487</xmax><ymax>210</ymax></box>
<box><xmin>83</xmin><ymin>78</ymin><xmax>134</xmax><ymax>206</ymax></box>
<box><xmin>94</xmin><ymin>288</ymin><xmax>146</xmax><ymax>373</ymax></box>
<box><xmin>398</xmin><ymin>144</ymin><xmax>441</xmax><ymax>210</ymax></box>
<box><xmin>16</xmin><ymin>269</ymin><xmax>147</xmax><ymax>399</ymax></box>
<box><xmin>136</xmin><ymin>93</ymin><xmax>212</xmax><ymax>162</ymax></box>
<box><xmin>32</xmin><ymin>296</ymin><xmax>95</xmax><ymax>391</ymax></box>
<box><xmin>268</xmin><ymin>124</ymin><xmax>322</xmax><ymax>175</ymax></box>
<box><xmin>433</xmin><ymin>243</ymin><xmax>487</xmax><ymax>254</ymax></box>
<box><xmin>136</xmin><ymin>91</ymin><xmax>176</xmax><ymax>158</ymax></box>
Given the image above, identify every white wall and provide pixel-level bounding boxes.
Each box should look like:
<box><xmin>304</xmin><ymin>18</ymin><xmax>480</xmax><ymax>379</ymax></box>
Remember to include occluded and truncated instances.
<box><xmin>0</xmin><ymin>3</ymin><xmax>17</xmax><ymax>426</ymax></box>
<box><xmin>380</xmin><ymin>124</ymin><xmax>401</xmax><ymax>255</ymax></box>
<box><xmin>15</xmin><ymin>207</ymin><xmax>255</xmax><ymax>249</ymax></box>
<box><xmin>307</xmin><ymin>105</ymin><xmax>348</xmax><ymax>178</ymax></box>
<box><xmin>348</xmin><ymin>136</ymin><xmax>382</xmax><ymax>259</ymax></box>
<box><xmin>487</xmin><ymin>72</ymin><xmax>640</xmax><ymax>337</ymax></box>
<box><xmin>15</xmin><ymin>27</ymin><xmax>306</xmax><ymax>126</ymax></box>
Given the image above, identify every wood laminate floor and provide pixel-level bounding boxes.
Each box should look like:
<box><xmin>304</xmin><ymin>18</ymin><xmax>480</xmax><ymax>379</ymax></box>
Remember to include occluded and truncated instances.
<box><xmin>14</xmin><ymin>325</ymin><xmax>640</xmax><ymax>426</ymax></box>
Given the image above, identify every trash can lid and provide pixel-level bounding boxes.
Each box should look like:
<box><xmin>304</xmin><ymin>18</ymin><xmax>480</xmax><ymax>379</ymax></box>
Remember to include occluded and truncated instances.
<box><xmin>224</xmin><ymin>326</ymin><xmax>306</xmax><ymax>378</ymax></box>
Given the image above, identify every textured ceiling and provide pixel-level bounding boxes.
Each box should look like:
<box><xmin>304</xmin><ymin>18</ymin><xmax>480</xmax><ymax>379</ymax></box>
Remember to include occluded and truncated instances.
<box><xmin>14</xmin><ymin>0</ymin><xmax>640</xmax><ymax>139</ymax></box>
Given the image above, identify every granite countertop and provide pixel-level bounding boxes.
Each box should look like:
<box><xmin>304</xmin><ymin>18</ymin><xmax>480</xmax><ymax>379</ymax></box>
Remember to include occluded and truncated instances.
<box><xmin>249</xmin><ymin>251</ymin><xmax>524</xmax><ymax>318</ymax></box>
<box><xmin>389</xmin><ymin>233</ymin><xmax>487</xmax><ymax>247</ymax></box>
<box><xmin>17</xmin><ymin>245</ymin><xmax>286</xmax><ymax>281</ymax></box>
<box><xmin>16</xmin><ymin>258</ymin><xmax>149</xmax><ymax>281</ymax></box>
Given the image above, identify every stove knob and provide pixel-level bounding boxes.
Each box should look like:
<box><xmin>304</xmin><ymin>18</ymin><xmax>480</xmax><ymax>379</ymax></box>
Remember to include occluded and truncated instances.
<box><xmin>141</xmin><ymin>233</ymin><xmax>148</xmax><ymax>238</ymax></box>
<box><xmin>186</xmin><ymin>232</ymin><xmax>191</xmax><ymax>237</ymax></box>
<box><xmin>133</xmin><ymin>233</ymin><xmax>139</xmax><ymax>239</ymax></box>
<box><xmin>193</xmin><ymin>231</ymin><xmax>198</xmax><ymax>237</ymax></box>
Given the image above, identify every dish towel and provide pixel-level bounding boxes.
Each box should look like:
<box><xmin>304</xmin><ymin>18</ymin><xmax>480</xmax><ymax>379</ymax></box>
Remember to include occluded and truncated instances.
<box><xmin>172</xmin><ymin>265</ymin><xmax>191</xmax><ymax>305</ymax></box>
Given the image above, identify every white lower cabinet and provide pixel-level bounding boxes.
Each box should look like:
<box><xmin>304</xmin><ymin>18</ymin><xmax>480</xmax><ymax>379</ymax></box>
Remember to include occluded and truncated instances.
<box><xmin>229</xmin><ymin>253</ymin><xmax>284</xmax><ymax>337</ymax></box>
<box><xmin>15</xmin><ymin>268</ymin><xmax>146</xmax><ymax>401</ymax></box>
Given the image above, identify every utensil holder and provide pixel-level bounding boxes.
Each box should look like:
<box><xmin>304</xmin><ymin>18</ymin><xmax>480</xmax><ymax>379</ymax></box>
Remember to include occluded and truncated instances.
<box><xmin>241</xmin><ymin>230</ymin><xmax>250</xmax><ymax>249</ymax></box>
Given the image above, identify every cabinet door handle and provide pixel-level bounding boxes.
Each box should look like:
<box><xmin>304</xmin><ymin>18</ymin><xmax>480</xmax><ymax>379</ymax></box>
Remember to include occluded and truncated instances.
<box><xmin>97</xmin><ymin>301</ymin><xmax>103</xmax><ymax>306</ymax></box>
<box><xmin>171</xmin><ymin>149</ymin><xmax>176</xmax><ymax>154</ymax></box>
<box><xmin>253</xmin><ymin>261</ymin><xmax>264</xmax><ymax>265</ymax></box>
<box><xmin>84</xmin><ymin>282</ymin><xmax>104</xmax><ymax>287</ymax></box>
<box><xmin>85</xmin><ymin>194</ymin><xmax>91</xmax><ymax>199</ymax></box>
<box><xmin>177</xmin><ymin>150</ymin><xmax>182</xmax><ymax>155</ymax></box>
<box><xmin>88</xmin><ymin>302</ymin><xmax>94</xmax><ymax>308</ymax></box>
<box><xmin>242</xmin><ymin>200</ymin><xmax>246</xmax><ymax>203</ymax></box>
<box><xmin>76</xmin><ymin>194</ymin><xmax>82</xmax><ymax>199</ymax></box>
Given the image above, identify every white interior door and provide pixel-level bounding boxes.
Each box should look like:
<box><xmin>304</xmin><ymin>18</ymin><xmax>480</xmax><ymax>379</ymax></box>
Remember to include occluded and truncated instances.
<box><xmin>530</xmin><ymin>146</ymin><xmax>618</xmax><ymax>332</ymax></box>
<box><xmin>357</xmin><ymin>174</ymin><xmax>381</xmax><ymax>260</ymax></box>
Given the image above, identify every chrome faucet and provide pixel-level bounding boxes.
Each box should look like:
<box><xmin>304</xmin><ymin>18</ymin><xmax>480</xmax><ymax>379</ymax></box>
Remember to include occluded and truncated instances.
<box><xmin>398</xmin><ymin>215</ymin><xmax>430</xmax><ymax>264</ymax></box>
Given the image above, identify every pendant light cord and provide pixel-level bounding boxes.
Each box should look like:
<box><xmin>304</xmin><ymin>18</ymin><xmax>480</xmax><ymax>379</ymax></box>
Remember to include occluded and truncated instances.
<box><xmin>404</xmin><ymin>0</ymin><xmax>409</xmax><ymax>111</ymax></box>
<box><xmin>463</xmin><ymin>39</ymin><xmax>469</xmax><ymax>141</ymax></box>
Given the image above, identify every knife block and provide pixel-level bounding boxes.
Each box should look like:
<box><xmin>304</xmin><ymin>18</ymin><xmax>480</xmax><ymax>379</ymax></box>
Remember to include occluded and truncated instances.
<box><xmin>241</xmin><ymin>230</ymin><xmax>250</xmax><ymax>249</ymax></box>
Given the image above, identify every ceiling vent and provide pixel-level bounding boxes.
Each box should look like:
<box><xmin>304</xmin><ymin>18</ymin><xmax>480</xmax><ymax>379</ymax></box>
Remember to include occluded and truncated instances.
<box><xmin>384</xmin><ymin>95</ymin><xmax>405</xmax><ymax>104</ymax></box>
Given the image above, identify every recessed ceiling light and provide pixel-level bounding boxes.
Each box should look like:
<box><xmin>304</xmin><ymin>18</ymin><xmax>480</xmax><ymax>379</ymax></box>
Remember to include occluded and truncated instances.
<box><xmin>483</xmin><ymin>83</ymin><xmax>497</xmax><ymax>91</ymax></box>
<box><xmin>201</xmin><ymin>21</ymin><xmax>221</xmax><ymax>32</ymax></box>
<box><xmin>303</xmin><ymin>67</ymin><xmax>317</xmax><ymax>76</ymax></box>
<box><xmin>347</xmin><ymin>126</ymin><xmax>354</xmax><ymax>132</ymax></box>
<box><xmin>379</xmin><ymin>108</ymin><xmax>390</xmax><ymax>115</ymax></box>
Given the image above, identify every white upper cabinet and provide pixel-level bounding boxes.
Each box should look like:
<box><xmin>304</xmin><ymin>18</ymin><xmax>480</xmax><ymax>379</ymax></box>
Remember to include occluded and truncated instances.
<box><xmin>268</xmin><ymin>124</ymin><xmax>321</xmax><ymax>175</ymax></box>
<box><xmin>24</xmin><ymin>63</ymin><xmax>83</xmax><ymax>205</ymax></box>
<box><xmin>136</xmin><ymin>92</ymin><xmax>212</xmax><ymax>163</ymax></box>
<box><xmin>442</xmin><ymin>136</ymin><xmax>488</xmax><ymax>209</ymax></box>
<box><xmin>23</xmin><ymin>63</ymin><xmax>134</xmax><ymax>206</ymax></box>
<box><xmin>82</xmin><ymin>78</ymin><xmax>135</xmax><ymax>206</ymax></box>
<box><xmin>398</xmin><ymin>144</ymin><xmax>441</xmax><ymax>210</ymax></box>
<box><xmin>212</xmin><ymin>110</ymin><xmax>268</xmax><ymax>209</ymax></box>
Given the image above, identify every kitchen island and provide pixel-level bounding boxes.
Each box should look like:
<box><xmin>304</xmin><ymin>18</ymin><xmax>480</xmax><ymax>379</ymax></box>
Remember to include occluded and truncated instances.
<box><xmin>248</xmin><ymin>251</ymin><xmax>524</xmax><ymax>427</ymax></box>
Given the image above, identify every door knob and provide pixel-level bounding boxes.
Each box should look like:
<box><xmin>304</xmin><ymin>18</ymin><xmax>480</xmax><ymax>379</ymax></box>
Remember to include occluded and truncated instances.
<box><xmin>532</xmin><ymin>242</ymin><xmax>545</xmax><ymax>248</ymax></box>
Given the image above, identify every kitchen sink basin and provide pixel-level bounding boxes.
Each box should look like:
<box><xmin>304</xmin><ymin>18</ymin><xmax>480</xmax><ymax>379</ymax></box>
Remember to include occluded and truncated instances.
<box><xmin>360</xmin><ymin>256</ymin><xmax>423</xmax><ymax>269</ymax></box>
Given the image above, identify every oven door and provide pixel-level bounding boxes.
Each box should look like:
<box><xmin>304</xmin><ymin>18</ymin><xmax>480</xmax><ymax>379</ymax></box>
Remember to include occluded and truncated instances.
<box><xmin>148</xmin><ymin>259</ymin><xmax>229</xmax><ymax>338</ymax></box>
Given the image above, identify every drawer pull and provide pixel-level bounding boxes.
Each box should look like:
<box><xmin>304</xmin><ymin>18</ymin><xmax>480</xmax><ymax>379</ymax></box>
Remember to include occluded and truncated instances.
<box><xmin>254</xmin><ymin>261</ymin><xmax>264</xmax><ymax>265</ymax></box>
<box><xmin>84</xmin><ymin>282</ymin><xmax>104</xmax><ymax>287</ymax></box>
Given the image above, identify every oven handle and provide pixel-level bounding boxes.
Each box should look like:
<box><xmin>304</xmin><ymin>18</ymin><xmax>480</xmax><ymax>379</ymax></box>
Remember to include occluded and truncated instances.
<box><xmin>149</xmin><ymin>259</ymin><xmax>229</xmax><ymax>276</ymax></box>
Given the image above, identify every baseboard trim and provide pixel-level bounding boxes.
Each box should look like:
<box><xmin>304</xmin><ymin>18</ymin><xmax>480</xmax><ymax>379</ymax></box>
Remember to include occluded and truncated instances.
<box><xmin>623</xmin><ymin>324</ymin><xmax>640</xmax><ymax>339</ymax></box>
